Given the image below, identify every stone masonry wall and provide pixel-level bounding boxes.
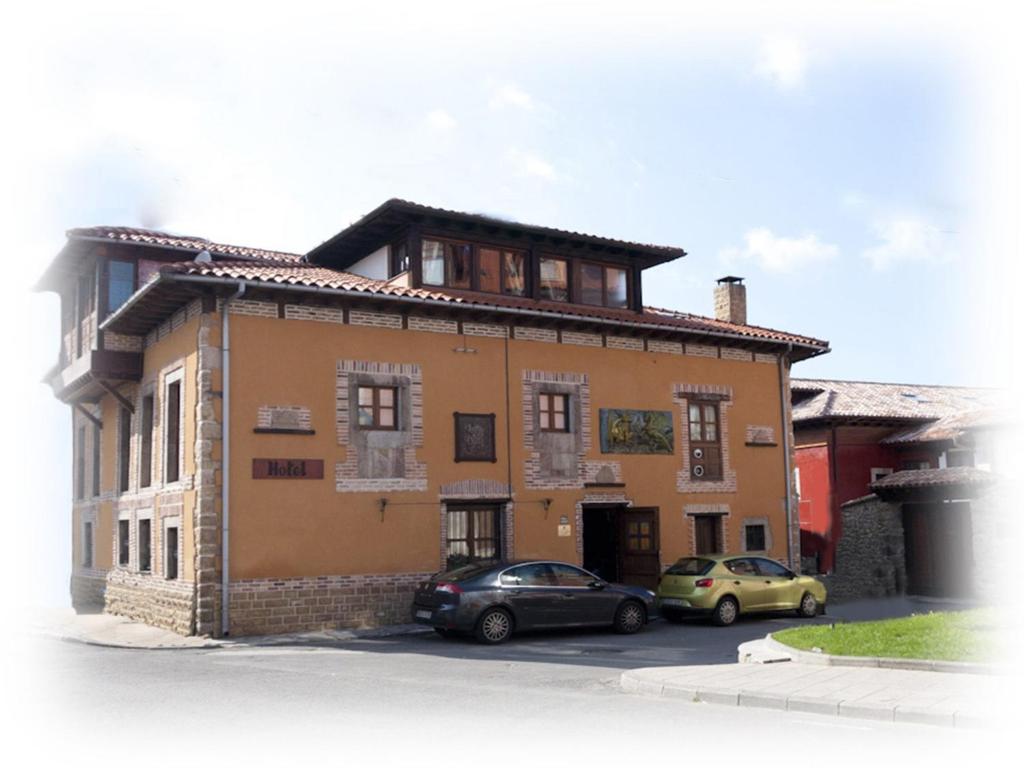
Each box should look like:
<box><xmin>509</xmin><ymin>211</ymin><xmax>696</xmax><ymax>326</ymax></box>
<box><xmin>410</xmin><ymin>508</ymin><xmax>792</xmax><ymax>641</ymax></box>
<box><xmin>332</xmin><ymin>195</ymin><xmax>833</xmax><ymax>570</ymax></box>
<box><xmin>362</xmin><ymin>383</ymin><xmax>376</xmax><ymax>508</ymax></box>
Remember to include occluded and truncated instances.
<box><xmin>71</xmin><ymin>573</ymin><xmax>107</xmax><ymax>609</ymax></box>
<box><xmin>227</xmin><ymin>572</ymin><xmax>434</xmax><ymax>636</ymax></box>
<box><xmin>104</xmin><ymin>569</ymin><xmax>195</xmax><ymax>635</ymax></box>
<box><xmin>825</xmin><ymin>495</ymin><xmax>906</xmax><ymax>601</ymax></box>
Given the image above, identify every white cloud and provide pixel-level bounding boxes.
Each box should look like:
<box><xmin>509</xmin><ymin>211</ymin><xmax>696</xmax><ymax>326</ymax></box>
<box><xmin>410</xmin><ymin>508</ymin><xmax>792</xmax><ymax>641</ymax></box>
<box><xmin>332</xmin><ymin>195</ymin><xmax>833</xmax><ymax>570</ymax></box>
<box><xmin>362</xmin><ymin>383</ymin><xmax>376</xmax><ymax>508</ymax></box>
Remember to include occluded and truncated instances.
<box><xmin>489</xmin><ymin>83</ymin><xmax>535</xmax><ymax>111</ymax></box>
<box><xmin>425</xmin><ymin>109</ymin><xmax>458</xmax><ymax>131</ymax></box>
<box><xmin>862</xmin><ymin>214</ymin><xmax>956</xmax><ymax>270</ymax></box>
<box><xmin>507</xmin><ymin>149</ymin><xmax>557</xmax><ymax>181</ymax></box>
<box><xmin>721</xmin><ymin>228</ymin><xmax>838</xmax><ymax>272</ymax></box>
<box><xmin>755</xmin><ymin>38</ymin><xmax>807</xmax><ymax>89</ymax></box>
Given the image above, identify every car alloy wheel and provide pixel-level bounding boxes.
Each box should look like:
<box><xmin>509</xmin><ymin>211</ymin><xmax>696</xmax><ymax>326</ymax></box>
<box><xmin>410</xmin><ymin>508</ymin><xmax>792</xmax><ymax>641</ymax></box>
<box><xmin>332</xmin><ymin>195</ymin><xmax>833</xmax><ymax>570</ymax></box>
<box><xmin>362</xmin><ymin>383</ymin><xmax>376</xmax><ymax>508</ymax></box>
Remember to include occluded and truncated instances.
<box><xmin>713</xmin><ymin>597</ymin><xmax>738</xmax><ymax>626</ymax></box>
<box><xmin>799</xmin><ymin>593</ymin><xmax>818</xmax><ymax>618</ymax></box>
<box><xmin>476</xmin><ymin>608</ymin><xmax>513</xmax><ymax>644</ymax></box>
<box><xmin>614</xmin><ymin>601</ymin><xmax>645</xmax><ymax>634</ymax></box>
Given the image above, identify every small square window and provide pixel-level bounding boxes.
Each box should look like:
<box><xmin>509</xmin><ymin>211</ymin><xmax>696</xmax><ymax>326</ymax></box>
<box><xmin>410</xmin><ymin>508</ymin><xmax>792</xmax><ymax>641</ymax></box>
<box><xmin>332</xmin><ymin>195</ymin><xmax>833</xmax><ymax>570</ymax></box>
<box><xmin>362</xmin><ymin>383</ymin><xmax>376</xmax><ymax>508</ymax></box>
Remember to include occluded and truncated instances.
<box><xmin>165</xmin><ymin>525</ymin><xmax>179</xmax><ymax>580</ymax></box>
<box><xmin>745</xmin><ymin>524</ymin><xmax>766</xmax><ymax>552</ymax></box>
<box><xmin>357</xmin><ymin>386</ymin><xmax>398</xmax><ymax>430</ymax></box>
<box><xmin>538</xmin><ymin>393</ymin><xmax>569</xmax><ymax>432</ymax></box>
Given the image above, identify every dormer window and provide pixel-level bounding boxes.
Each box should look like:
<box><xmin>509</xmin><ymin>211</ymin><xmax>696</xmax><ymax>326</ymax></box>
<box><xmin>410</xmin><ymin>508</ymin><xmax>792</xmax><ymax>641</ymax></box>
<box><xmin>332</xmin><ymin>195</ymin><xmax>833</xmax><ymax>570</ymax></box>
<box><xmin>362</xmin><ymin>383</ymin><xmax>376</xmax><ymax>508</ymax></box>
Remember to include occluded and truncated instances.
<box><xmin>422</xmin><ymin>238</ymin><xmax>527</xmax><ymax>296</ymax></box>
<box><xmin>539</xmin><ymin>257</ymin><xmax>569</xmax><ymax>302</ymax></box>
<box><xmin>579</xmin><ymin>262</ymin><xmax>628</xmax><ymax>308</ymax></box>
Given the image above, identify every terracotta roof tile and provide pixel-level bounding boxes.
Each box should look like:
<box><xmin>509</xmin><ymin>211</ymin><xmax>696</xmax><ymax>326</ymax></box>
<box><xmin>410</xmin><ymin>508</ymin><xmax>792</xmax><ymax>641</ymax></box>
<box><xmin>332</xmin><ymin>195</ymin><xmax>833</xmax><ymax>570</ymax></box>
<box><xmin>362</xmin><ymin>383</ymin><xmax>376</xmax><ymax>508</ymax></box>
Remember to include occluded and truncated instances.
<box><xmin>869</xmin><ymin>467</ymin><xmax>996</xmax><ymax>491</ymax></box>
<box><xmin>67</xmin><ymin>226</ymin><xmax>303</xmax><ymax>262</ymax></box>
<box><xmin>161</xmin><ymin>259</ymin><xmax>827</xmax><ymax>348</ymax></box>
<box><xmin>791</xmin><ymin>379</ymin><xmax>998</xmax><ymax>423</ymax></box>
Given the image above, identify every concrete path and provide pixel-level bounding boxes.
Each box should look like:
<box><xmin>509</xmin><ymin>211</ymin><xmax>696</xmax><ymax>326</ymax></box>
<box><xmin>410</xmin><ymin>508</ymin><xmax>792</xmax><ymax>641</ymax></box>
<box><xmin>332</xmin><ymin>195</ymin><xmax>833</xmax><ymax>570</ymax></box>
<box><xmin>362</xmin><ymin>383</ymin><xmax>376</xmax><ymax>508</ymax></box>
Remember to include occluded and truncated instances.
<box><xmin>621</xmin><ymin>660</ymin><xmax>1004</xmax><ymax>728</ymax></box>
<box><xmin>31</xmin><ymin>608</ymin><xmax>219</xmax><ymax>649</ymax></box>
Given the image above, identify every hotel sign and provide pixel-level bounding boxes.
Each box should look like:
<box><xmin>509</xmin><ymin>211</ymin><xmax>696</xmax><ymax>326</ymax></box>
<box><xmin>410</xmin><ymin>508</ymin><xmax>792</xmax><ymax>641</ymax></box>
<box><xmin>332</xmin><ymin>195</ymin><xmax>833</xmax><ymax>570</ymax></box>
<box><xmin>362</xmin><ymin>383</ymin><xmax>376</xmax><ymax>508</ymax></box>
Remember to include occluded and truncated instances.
<box><xmin>252</xmin><ymin>458</ymin><xmax>324</xmax><ymax>480</ymax></box>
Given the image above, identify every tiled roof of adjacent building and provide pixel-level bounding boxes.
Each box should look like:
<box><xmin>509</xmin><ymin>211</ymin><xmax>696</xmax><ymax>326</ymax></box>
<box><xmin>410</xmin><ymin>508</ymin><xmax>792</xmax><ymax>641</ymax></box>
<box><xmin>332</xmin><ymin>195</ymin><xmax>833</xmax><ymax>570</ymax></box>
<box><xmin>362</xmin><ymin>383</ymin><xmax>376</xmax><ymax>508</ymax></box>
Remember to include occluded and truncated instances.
<box><xmin>148</xmin><ymin>259</ymin><xmax>827</xmax><ymax>348</ymax></box>
<box><xmin>791</xmin><ymin>378</ymin><xmax>997</xmax><ymax>424</ymax></box>
<box><xmin>869</xmin><ymin>466</ymin><xmax>997</xmax><ymax>491</ymax></box>
<box><xmin>66</xmin><ymin>226</ymin><xmax>304</xmax><ymax>262</ymax></box>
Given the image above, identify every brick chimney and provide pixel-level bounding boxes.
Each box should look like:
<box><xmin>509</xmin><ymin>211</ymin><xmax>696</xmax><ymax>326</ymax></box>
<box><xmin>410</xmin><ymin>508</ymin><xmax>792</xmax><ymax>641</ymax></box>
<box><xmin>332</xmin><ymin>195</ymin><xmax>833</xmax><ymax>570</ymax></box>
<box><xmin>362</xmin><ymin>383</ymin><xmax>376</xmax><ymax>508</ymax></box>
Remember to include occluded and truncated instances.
<box><xmin>714</xmin><ymin>276</ymin><xmax>747</xmax><ymax>325</ymax></box>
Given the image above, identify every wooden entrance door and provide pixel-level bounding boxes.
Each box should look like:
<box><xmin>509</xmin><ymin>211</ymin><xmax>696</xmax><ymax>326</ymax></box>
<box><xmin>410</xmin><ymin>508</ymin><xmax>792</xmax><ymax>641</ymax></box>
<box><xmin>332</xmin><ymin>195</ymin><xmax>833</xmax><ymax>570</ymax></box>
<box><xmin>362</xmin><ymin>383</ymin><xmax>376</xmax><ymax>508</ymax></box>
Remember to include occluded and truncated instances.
<box><xmin>619</xmin><ymin>508</ymin><xmax>661</xmax><ymax>589</ymax></box>
<box><xmin>694</xmin><ymin>514</ymin><xmax>722</xmax><ymax>555</ymax></box>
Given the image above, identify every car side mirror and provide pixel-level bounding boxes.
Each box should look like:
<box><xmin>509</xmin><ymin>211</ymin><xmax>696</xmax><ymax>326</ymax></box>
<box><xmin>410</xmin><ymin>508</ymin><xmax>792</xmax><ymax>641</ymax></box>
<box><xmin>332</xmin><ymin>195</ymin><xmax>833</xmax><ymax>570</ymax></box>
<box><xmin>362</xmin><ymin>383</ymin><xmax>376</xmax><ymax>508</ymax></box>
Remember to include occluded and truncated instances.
<box><xmin>588</xmin><ymin>580</ymin><xmax>606</xmax><ymax>590</ymax></box>
<box><xmin>787</xmin><ymin>572</ymin><xmax>796</xmax><ymax>580</ymax></box>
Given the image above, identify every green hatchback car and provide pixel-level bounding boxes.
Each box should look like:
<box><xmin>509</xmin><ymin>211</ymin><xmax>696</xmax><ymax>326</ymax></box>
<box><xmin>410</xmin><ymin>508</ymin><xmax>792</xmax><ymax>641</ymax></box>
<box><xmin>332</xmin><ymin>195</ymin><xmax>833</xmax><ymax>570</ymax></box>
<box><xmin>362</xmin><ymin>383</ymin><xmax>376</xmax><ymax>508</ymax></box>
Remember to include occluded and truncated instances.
<box><xmin>656</xmin><ymin>555</ymin><xmax>827</xmax><ymax>626</ymax></box>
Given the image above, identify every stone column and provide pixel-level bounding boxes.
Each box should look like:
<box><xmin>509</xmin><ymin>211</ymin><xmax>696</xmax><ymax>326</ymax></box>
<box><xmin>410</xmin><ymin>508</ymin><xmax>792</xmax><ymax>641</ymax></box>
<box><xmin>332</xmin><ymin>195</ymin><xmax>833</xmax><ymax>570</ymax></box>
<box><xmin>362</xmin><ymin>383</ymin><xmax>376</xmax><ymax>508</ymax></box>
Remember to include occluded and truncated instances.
<box><xmin>192</xmin><ymin>308</ymin><xmax>223</xmax><ymax>636</ymax></box>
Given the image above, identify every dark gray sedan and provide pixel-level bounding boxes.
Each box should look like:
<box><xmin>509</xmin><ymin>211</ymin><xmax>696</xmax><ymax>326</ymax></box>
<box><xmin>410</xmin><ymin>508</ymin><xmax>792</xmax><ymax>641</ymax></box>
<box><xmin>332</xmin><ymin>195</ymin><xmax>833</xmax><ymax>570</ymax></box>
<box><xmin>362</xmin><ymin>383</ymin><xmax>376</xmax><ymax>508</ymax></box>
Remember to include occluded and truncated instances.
<box><xmin>411</xmin><ymin>560</ymin><xmax>656</xmax><ymax>644</ymax></box>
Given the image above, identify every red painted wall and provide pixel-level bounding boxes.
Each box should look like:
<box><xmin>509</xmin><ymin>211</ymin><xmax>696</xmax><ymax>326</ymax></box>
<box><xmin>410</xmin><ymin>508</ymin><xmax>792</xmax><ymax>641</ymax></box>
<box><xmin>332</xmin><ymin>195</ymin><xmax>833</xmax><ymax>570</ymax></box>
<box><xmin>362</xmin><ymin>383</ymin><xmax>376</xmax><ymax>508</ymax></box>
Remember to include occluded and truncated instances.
<box><xmin>795</xmin><ymin>425</ymin><xmax>944</xmax><ymax>572</ymax></box>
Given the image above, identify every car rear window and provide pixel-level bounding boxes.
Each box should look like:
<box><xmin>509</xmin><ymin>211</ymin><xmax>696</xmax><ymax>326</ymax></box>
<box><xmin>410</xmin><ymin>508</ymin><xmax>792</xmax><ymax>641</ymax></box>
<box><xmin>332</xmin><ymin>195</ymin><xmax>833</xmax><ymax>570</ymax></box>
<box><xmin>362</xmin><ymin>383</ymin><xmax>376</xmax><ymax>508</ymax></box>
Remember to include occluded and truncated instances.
<box><xmin>665</xmin><ymin>558</ymin><xmax>715</xmax><ymax>576</ymax></box>
<box><xmin>434</xmin><ymin>562</ymin><xmax>496</xmax><ymax>582</ymax></box>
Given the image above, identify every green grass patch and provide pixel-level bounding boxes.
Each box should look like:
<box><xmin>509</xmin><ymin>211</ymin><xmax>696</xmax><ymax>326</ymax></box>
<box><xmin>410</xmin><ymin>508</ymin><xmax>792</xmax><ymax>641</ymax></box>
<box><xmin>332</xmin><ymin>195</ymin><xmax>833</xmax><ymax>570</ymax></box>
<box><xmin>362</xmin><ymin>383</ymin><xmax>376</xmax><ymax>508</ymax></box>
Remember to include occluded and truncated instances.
<box><xmin>773</xmin><ymin>609</ymin><xmax>995</xmax><ymax>662</ymax></box>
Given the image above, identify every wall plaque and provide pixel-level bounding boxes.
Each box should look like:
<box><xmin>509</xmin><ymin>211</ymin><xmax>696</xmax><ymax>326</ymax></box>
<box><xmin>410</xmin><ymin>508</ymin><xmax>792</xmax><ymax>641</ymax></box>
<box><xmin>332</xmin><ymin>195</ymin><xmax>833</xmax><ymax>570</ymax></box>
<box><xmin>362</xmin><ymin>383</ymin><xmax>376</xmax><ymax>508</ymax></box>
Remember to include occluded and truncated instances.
<box><xmin>252</xmin><ymin>458</ymin><xmax>324</xmax><ymax>479</ymax></box>
<box><xmin>454</xmin><ymin>412</ymin><xmax>497</xmax><ymax>462</ymax></box>
<box><xmin>599</xmin><ymin>409</ymin><xmax>674</xmax><ymax>454</ymax></box>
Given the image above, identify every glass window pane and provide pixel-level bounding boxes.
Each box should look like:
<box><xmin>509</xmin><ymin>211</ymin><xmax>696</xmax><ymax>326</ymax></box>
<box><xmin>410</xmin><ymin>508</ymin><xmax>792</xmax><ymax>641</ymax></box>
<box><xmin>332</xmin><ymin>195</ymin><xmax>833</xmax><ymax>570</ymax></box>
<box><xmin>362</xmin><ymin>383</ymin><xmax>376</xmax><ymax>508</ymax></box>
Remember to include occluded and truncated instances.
<box><xmin>553</xmin><ymin>395</ymin><xmax>566</xmax><ymax>414</ymax></box>
<box><xmin>378</xmin><ymin>388</ymin><xmax>394</xmax><ymax>407</ymax></box>
<box><xmin>580</xmin><ymin>263</ymin><xmax>604</xmax><ymax>306</ymax></box>
<box><xmin>478</xmin><ymin>248</ymin><xmax>501</xmax><ymax>293</ymax></box>
<box><xmin>689</xmin><ymin>404</ymin><xmax>700</xmax><ymax>422</ymax></box>
<box><xmin>704</xmin><ymin>405</ymin><xmax>717</xmax><ymax>423</ymax></box>
<box><xmin>107</xmin><ymin>261</ymin><xmax>134</xmax><ymax>314</ymax></box>
<box><xmin>705</xmin><ymin>423</ymin><xmax>717</xmax><ymax>442</ymax></box>
<box><xmin>447</xmin><ymin>243</ymin><xmax>472</xmax><ymax>289</ymax></box>
<box><xmin>448</xmin><ymin>509</ymin><xmax>467</xmax><ymax>539</ymax></box>
<box><xmin>552</xmin><ymin>412</ymin><xmax>566</xmax><ymax>430</ymax></box>
<box><xmin>378</xmin><ymin>408</ymin><xmax>394</xmax><ymax>428</ymax></box>
<box><xmin>539</xmin><ymin>258</ymin><xmax>568</xmax><ymax>302</ymax></box>
<box><xmin>606</xmin><ymin>267</ymin><xmax>628</xmax><ymax>308</ymax></box>
<box><xmin>422</xmin><ymin>240</ymin><xmax>445</xmax><ymax>285</ymax></box>
<box><xmin>357</xmin><ymin>407</ymin><xmax>374</xmax><ymax>426</ymax></box>
<box><xmin>358</xmin><ymin>387</ymin><xmax>374</xmax><ymax>406</ymax></box>
<box><xmin>473</xmin><ymin>508</ymin><xmax>494</xmax><ymax>538</ymax></box>
<box><xmin>690</xmin><ymin>421</ymin><xmax>702</xmax><ymax>440</ymax></box>
<box><xmin>503</xmin><ymin>251</ymin><xmax>526</xmax><ymax>296</ymax></box>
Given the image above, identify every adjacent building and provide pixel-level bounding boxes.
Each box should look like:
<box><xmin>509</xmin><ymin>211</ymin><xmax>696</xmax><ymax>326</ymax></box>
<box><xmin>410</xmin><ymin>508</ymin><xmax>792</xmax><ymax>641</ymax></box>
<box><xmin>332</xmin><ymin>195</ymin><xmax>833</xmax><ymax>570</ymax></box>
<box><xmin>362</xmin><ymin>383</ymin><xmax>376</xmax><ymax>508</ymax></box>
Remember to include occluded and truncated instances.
<box><xmin>792</xmin><ymin>379</ymin><xmax>1000</xmax><ymax>598</ymax></box>
<box><xmin>40</xmin><ymin>199</ymin><xmax>829</xmax><ymax>636</ymax></box>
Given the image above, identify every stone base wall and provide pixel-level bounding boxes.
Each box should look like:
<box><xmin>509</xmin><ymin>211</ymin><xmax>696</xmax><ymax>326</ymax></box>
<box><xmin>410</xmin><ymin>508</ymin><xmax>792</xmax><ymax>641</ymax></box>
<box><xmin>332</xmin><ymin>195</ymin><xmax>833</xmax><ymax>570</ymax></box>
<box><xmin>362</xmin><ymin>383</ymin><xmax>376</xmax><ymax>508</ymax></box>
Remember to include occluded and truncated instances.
<box><xmin>71</xmin><ymin>572</ymin><xmax>107</xmax><ymax>609</ymax></box>
<box><xmin>104</xmin><ymin>569</ymin><xmax>195</xmax><ymax>635</ymax></box>
<box><xmin>825</xmin><ymin>496</ymin><xmax>906</xmax><ymax>602</ymax></box>
<box><xmin>227</xmin><ymin>572</ymin><xmax>434</xmax><ymax>637</ymax></box>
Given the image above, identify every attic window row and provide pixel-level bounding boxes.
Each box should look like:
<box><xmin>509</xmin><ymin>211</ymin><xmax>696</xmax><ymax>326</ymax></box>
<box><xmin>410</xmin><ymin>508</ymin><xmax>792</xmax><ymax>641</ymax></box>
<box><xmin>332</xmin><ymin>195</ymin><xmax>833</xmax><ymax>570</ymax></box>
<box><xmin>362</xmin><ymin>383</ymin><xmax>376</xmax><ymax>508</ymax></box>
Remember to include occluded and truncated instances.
<box><xmin>417</xmin><ymin>237</ymin><xmax>630</xmax><ymax>308</ymax></box>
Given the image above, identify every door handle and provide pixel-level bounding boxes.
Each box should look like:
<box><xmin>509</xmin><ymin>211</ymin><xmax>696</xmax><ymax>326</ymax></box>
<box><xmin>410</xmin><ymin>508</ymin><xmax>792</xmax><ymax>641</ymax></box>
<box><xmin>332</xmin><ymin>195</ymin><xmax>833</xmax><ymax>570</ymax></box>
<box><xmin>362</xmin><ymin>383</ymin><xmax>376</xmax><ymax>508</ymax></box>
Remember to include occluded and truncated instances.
<box><xmin>733</xmin><ymin>581</ymin><xmax>741</xmax><ymax>585</ymax></box>
<box><xmin>509</xmin><ymin>590</ymin><xmax>523</xmax><ymax>596</ymax></box>
<box><xmin>561</xmin><ymin>592</ymin><xmax>575</xmax><ymax>599</ymax></box>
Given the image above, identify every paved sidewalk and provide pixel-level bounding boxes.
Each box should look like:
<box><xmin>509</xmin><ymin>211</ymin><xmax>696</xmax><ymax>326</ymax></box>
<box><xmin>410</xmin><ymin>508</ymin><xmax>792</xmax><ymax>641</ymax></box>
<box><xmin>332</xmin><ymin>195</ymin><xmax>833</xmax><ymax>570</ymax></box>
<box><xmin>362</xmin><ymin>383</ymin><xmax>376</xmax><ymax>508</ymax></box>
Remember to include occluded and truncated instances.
<box><xmin>31</xmin><ymin>607</ymin><xmax>430</xmax><ymax>650</ymax></box>
<box><xmin>621</xmin><ymin>661</ymin><xmax>1004</xmax><ymax>728</ymax></box>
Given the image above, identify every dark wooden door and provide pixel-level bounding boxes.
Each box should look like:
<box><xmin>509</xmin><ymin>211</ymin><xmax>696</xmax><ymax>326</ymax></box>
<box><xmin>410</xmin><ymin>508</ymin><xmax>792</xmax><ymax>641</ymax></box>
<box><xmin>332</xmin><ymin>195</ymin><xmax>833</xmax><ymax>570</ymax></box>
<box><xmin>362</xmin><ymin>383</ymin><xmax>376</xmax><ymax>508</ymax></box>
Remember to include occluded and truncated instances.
<box><xmin>619</xmin><ymin>508</ymin><xmax>661</xmax><ymax>589</ymax></box>
<box><xmin>694</xmin><ymin>514</ymin><xmax>721</xmax><ymax>555</ymax></box>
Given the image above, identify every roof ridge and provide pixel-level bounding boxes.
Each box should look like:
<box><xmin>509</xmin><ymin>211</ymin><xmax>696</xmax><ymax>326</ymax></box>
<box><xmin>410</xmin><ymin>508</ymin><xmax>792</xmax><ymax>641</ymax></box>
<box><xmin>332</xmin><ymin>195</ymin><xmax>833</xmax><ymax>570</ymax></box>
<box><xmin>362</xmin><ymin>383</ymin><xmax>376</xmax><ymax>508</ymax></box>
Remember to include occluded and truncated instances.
<box><xmin>791</xmin><ymin>377</ymin><xmax>996</xmax><ymax>391</ymax></box>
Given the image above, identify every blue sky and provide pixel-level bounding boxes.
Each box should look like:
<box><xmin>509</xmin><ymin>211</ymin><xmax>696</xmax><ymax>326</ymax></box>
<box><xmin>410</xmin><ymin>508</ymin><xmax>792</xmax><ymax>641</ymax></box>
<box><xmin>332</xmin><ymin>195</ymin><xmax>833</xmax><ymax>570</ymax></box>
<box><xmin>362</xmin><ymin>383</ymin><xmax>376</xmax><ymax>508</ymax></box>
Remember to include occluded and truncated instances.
<box><xmin>4</xmin><ymin>2</ymin><xmax>1017</xmax><ymax>605</ymax></box>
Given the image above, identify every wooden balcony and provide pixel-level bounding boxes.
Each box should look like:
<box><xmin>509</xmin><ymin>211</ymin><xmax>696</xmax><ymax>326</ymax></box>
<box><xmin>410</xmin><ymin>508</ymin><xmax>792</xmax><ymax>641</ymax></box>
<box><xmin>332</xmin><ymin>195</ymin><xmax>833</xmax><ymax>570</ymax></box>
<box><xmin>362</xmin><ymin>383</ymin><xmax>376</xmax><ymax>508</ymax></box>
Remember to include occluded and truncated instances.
<box><xmin>48</xmin><ymin>349</ymin><xmax>143</xmax><ymax>404</ymax></box>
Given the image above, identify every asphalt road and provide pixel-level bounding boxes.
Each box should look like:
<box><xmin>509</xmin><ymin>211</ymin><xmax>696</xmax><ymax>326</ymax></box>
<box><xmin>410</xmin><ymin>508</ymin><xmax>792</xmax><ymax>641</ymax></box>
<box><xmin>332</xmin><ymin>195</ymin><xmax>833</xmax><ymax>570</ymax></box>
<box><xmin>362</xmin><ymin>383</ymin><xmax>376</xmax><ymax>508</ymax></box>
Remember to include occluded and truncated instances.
<box><xmin>10</xmin><ymin>595</ymin><xmax>997</xmax><ymax>767</ymax></box>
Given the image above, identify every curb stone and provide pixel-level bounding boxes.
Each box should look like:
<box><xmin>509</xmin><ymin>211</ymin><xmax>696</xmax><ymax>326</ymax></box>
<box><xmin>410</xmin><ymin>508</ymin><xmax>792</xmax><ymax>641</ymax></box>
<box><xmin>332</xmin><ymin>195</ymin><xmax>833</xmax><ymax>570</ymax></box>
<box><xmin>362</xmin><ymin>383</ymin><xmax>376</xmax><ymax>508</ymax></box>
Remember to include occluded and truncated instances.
<box><xmin>764</xmin><ymin>634</ymin><xmax>999</xmax><ymax>675</ymax></box>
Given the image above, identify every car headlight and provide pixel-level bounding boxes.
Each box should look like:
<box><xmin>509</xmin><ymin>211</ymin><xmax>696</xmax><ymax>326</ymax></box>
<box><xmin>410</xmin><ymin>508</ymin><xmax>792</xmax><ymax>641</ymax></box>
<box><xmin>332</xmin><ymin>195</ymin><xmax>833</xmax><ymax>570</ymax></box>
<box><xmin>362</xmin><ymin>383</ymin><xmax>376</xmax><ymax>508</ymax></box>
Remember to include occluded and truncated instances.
<box><xmin>645</xmin><ymin>589</ymin><xmax>655</xmax><ymax>599</ymax></box>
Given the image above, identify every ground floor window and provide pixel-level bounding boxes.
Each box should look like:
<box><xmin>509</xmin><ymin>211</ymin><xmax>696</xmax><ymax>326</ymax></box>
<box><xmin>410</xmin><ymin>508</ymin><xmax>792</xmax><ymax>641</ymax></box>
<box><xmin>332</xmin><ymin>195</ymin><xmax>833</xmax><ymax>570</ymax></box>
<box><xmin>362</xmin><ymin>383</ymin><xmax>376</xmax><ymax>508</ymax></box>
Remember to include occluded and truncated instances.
<box><xmin>82</xmin><ymin>521</ymin><xmax>93</xmax><ymax>568</ymax></box>
<box><xmin>446</xmin><ymin>505</ymin><xmax>501</xmax><ymax>569</ymax></box>
<box><xmin>744</xmin><ymin>523</ymin><xmax>766</xmax><ymax>552</ymax></box>
<box><xmin>164</xmin><ymin>524</ymin><xmax>179</xmax><ymax>580</ymax></box>
<box><xmin>118</xmin><ymin>519</ymin><xmax>130</xmax><ymax>566</ymax></box>
<box><xmin>138</xmin><ymin>518</ymin><xmax>152</xmax><ymax>572</ymax></box>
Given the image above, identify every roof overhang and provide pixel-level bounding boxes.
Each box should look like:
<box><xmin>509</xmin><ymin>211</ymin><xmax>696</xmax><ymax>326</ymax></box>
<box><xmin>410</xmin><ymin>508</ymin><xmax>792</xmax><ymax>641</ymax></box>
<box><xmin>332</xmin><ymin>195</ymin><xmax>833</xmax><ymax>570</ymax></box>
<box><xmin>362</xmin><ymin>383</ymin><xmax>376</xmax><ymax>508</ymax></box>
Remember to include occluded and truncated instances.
<box><xmin>306</xmin><ymin>199</ymin><xmax>686</xmax><ymax>271</ymax></box>
<box><xmin>101</xmin><ymin>270</ymin><xmax>829</xmax><ymax>361</ymax></box>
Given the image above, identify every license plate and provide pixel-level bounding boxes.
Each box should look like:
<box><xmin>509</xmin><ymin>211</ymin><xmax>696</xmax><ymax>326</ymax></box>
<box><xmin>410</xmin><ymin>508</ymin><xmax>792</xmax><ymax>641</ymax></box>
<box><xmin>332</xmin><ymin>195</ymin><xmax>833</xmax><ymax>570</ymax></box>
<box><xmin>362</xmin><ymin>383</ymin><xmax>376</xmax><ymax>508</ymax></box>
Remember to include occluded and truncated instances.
<box><xmin>415</xmin><ymin>609</ymin><xmax>432</xmax><ymax>619</ymax></box>
<box><xmin>660</xmin><ymin>598</ymin><xmax>686</xmax><ymax>608</ymax></box>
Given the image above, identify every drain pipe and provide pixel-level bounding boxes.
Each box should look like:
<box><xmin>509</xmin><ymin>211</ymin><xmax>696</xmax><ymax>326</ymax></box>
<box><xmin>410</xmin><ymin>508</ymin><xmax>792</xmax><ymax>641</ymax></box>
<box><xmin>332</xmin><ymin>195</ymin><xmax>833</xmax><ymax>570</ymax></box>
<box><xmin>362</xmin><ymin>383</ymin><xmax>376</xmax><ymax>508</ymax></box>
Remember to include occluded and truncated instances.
<box><xmin>778</xmin><ymin>343</ymin><xmax>795</xmax><ymax>570</ymax></box>
<box><xmin>221</xmin><ymin>282</ymin><xmax>246</xmax><ymax>636</ymax></box>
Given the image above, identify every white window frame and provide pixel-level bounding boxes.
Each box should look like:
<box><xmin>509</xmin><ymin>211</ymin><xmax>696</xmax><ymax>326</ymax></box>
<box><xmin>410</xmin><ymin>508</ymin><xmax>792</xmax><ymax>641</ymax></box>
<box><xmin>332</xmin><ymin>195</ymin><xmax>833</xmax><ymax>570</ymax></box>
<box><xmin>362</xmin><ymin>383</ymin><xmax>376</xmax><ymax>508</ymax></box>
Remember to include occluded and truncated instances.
<box><xmin>869</xmin><ymin>467</ymin><xmax>893</xmax><ymax>483</ymax></box>
<box><xmin>163</xmin><ymin>516</ymin><xmax>182</xmax><ymax>581</ymax></box>
<box><xmin>163</xmin><ymin>368</ymin><xmax>185</xmax><ymax>486</ymax></box>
